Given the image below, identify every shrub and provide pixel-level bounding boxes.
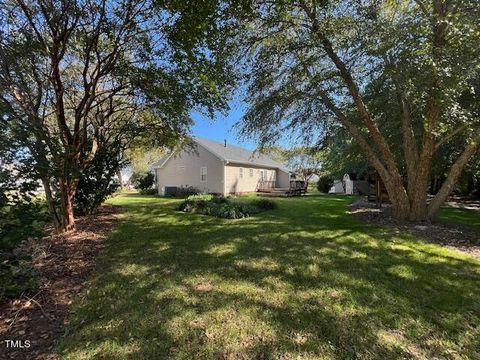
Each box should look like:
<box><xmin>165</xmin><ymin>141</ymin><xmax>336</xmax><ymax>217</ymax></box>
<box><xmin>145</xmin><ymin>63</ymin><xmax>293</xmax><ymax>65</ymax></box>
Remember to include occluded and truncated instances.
<box><xmin>164</xmin><ymin>186</ymin><xmax>200</xmax><ymax>198</ymax></box>
<box><xmin>186</xmin><ymin>194</ymin><xmax>214</xmax><ymax>202</ymax></box>
<box><xmin>209</xmin><ymin>203</ymin><xmax>254</xmax><ymax>219</ymax></box>
<box><xmin>131</xmin><ymin>172</ymin><xmax>155</xmax><ymax>191</ymax></box>
<box><xmin>317</xmin><ymin>176</ymin><xmax>334</xmax><ymax>193</ymax></box>
<box><xmin>177</xmin><ymin>196</ymin><xmax>275</xmax><ymax>219</ymax></box>
<box><xmin>177</xmin><ymin>194</ymin><xmax>212</xmax><ymax>213</ymax></box>
<box><xmin>140</xmin><ymin>188</ymin><xmax>158</xmax><ymax>195</ymax></box>
<box><xmin>0</xmin><ymin>200</ymin><xmax>48</xmax><ymax>300</ymax></box>
<box><xmin>211</xmin><ymin>196</ymin><xmax>228</xmax><ymax>204</ymax></box>
<box><xmin>176</xmin><ymin>186</ymin><xmax>200</xmax><ymax>197</ymax></box>
<box><xmin>74</xmin><ymin>143</ymin><xmax>125</xmax><ymax>215</ymax></box>
<box><xmin>75</xmin><ymin>176</ymin><xmax>120</xmax><ymax>215</ymax></box>
<box><xmin>251</xmin><ymin>199</ymin><xmax>278</xmax><ymax>210</ymax></box>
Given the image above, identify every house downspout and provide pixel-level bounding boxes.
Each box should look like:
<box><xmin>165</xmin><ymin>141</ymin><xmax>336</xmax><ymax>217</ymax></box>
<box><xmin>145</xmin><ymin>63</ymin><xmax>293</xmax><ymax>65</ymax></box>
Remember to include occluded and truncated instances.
<box><xmin>223</xmin><ymin>160</ymin><xmax>228</xmax><ymax>195</ymax></box>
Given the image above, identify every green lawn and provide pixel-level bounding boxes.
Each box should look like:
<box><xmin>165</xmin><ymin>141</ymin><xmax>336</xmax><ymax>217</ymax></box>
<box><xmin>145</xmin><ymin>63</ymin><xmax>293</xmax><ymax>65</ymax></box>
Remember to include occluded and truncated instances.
<box><xmin>58</xmin><ymin>193</ymin><xmax>480</xmax><ymax>359</ymax></box>
<box><xmin>438</xmin><ymin>206</ymin><xmax>480</xmax><ymax>231</ymax></box>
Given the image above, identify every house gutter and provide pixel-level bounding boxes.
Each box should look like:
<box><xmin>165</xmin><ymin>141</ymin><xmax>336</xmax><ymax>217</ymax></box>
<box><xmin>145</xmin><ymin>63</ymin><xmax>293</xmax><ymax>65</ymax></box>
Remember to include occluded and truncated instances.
<box><xmin>223</xmin><ymin>160</ymin><xmax>230</xmax><ymax>195</ymax></box>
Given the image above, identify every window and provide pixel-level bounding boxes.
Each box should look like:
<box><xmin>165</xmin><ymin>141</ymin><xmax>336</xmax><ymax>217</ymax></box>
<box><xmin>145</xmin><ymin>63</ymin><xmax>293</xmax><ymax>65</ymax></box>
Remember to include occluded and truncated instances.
<box><xmin>260</xmin><ymin>170</ymin><xmax>265</xmax><ymax>181</ymax></box>
<box><xmin>239</xmin><ymin>167</ymin><xmax>243</xmax><ymax>179</ymax></box>
<box><xmin>249</xmin><ymin>168</ymin><xmax>253</xmax><ymax>177</ymax></box>
<box><xmin>200</xmin><ymin>166</ymin><xmax>207</xmax><ymax>182</ymax></box>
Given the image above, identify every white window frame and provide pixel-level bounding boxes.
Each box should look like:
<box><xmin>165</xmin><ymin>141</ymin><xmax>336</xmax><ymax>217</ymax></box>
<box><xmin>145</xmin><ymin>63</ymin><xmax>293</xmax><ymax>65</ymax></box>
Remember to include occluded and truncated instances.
<box><xmin>239</xmin><ymin>167</ymin><xmax>244</xmax><ymax>179</ymax></box>
<box><xmin>249</xmin><ymin>168</ymin><xmax>253</xmax><ymax>177</ymax></box>
<box><xmin>200</xmin><ymin>166</ymin><xmax>207</xmax><ymax>182</ymax></box>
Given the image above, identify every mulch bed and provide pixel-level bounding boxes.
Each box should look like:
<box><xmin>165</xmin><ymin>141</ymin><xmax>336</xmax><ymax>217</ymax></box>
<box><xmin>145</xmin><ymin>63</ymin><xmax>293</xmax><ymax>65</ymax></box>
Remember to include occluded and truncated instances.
<box><xmin>348</xmin><ymin>199</ymin><xmax>480</xmax><ymax>258</ymax></box>
<box><xmin>0</xmin><ymin>205</ymin><xmax>121</xmax><ymax>360</ymax></box>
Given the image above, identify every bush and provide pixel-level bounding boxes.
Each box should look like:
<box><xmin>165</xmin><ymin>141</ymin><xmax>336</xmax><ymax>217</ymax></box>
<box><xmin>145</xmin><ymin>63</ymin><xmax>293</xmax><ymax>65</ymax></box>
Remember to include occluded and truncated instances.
<box><xmin>140</xmin><ymin>188</ymin><xmax>158</xmax><ymax>195</ymax></box>
<box><xmin>176</xmin><ymin>194</ymin><xmax>212</xmax><ymax>212</ymax></box>
<box><xmin>131</xmin><ymin>172</ymin><xmax>155</xmax><ymax>191</ymax></box>
<box><xmin>177</xmin><ymin>196</ymin><xmax>276</xmax><ymax>219</ymax></box>
<box><xmin>74</xmin><ymin>144</ymin><xmax>124</xmax><ymax>215</ymax></box>
<box><xmin>317</xmin><ymin>176</ymin><xmax>334</xmax><ymax>193</ymax></box>
<box><xmin>251</xmin><ymin>199</ymin><xmax>278</xmax><ymax>210</ymax></box>
<box><xmin>0</xmin><ymin>200</ymin><xmax>48</xmax><ymax>300</ymax></box>
<box><xmin>173</xmin><ymin>186</ymin><xmax>200</xmax><ymax>198</ymax></box>
<box><xmin>187</xmin><ymin>193</ymin><xmax>213</xmax><ymax>202</ymax></box>
<box><xmin>75</xmin><ymin>177</ymin><xmax>120</xmax><ymax>215</ymax></box>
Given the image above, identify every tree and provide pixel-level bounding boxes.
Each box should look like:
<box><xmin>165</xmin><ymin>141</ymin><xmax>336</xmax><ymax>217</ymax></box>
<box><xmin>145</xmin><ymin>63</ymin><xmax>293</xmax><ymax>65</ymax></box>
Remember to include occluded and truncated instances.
<box><xmin>283</xmin><ymin>147</ymin><xmax>322</xmax><ymax>184</ymax></box>
<box><xmin>130</xmin><ymin>171</ymin><xmax>155</xmax><ymax>191</ymax></box>
<box><xmin>319</xmin><ymin>128</ymin><xmax>369</xmax><ymax>180</ymax></box>
<box><xmin>74</xmin><ymin>136</ymin><xmax>125</xmax><ymax>215</ymax></box>
<box><xmin>1</xmin><ymin>0</ymin><xmax>234</xmax><ymax>231</ymax></box>
<box><xmin>237</xmin><ymin>0</ymin><xmax>480</xmax><ymax>221</ymax></box>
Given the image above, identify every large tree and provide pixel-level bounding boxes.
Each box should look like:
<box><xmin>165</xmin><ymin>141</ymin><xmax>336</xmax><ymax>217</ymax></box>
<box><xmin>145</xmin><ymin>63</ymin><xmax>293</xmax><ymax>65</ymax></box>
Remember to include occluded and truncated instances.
<box><xmin>0</xmin><ymin>0</ymin><xmax>234</xmax><ymax>231</ymax></box>
<box><xmin>270</xmin><ymin>146</ymin><xmax>322</xmax><ymax>184</ymax></box>
<box><xmin>237</xmin><ymin>0</ymin><xmax>480</xmax><ymax>221</ymax></box>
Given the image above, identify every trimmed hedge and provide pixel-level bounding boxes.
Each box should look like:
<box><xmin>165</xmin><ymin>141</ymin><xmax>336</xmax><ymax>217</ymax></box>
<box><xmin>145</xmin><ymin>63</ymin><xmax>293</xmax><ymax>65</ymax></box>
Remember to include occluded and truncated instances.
<box><xmin>177</xmin><ymin>195</ymin><xmax>276</xmax><ymax>219</ymax></box>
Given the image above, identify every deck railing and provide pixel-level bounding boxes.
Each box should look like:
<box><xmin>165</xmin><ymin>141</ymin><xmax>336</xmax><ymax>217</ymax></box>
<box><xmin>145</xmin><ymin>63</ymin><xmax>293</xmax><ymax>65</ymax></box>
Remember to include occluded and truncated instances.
<box><xmin>257</xmin><ymin>181</ymin><xmax>276</xmax><ymax>190</ymax></box>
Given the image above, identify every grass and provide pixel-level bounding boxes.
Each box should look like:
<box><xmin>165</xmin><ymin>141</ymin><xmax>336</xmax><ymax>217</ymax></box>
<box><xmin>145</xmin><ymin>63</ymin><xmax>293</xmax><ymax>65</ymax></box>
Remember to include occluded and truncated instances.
<box><xmin>58</xmin><ymin>193</ymin><xmax>480</xmax><ymax>359</ymax></box>
<box><xmin>438</xmin><ymin>206</ymin><xmax>480</xmax><ymax>231</ymax></box>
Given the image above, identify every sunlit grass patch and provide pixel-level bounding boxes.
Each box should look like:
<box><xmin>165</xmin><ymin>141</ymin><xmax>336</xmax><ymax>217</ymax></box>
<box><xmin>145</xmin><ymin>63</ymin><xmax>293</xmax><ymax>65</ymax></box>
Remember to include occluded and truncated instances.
<box><xmin>58</xmin><ymin>193</ymin><xmax>480</xmax><ymax>359</ymax></box>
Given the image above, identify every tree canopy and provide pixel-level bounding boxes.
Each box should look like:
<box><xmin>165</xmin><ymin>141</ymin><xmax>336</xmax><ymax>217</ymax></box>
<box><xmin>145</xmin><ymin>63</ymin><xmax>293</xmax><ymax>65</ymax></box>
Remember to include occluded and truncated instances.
<box><xmin>236</xmin><ymin>0</ymin><xmax>480</xmax><ymax>221</ymax></box>
<box><xmin>0</xmin><ymin>0</ymin><xmax>236</xmax><ymax>230</ymax></box>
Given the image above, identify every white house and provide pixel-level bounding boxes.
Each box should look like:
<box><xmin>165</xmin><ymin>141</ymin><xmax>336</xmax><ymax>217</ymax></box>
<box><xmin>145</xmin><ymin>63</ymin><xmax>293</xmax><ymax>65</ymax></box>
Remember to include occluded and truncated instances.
<box><xmin>154</xmin><ymin>137</ymin><xmax>291</xmax><ymax>196</ymax></box>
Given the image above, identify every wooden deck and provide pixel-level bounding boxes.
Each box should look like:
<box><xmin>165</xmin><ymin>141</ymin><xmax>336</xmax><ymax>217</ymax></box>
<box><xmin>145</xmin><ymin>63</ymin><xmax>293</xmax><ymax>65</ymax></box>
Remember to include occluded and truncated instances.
<box><xmin>257</xmin><ymin>181</ymin><xmax>307</xmax><ymax>197</ymax></box>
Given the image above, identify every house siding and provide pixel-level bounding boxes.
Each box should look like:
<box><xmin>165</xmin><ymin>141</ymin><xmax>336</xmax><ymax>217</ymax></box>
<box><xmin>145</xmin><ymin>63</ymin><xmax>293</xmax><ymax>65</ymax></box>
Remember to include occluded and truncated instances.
<box><xmin>277</xmin><ymin>169</ymin><xmax>290</xmax><ymax>188</ymax></box>
<box><xmin>156</xmin><ymin>145</ymin><xmax>224</xmax><ymax>195</ymax></box>
<box><xmin>225</xmin><ymin>164</ymin><xmax>280</xmax><ymax>194</ymax></box>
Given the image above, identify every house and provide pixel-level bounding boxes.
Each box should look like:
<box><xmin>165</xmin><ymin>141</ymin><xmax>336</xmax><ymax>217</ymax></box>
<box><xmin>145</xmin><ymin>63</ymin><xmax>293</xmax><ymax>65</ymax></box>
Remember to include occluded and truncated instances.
<box><xmin>154</xmin><ymin>137</ymin><xmax>291</xmax><ymax>196</ymax></box>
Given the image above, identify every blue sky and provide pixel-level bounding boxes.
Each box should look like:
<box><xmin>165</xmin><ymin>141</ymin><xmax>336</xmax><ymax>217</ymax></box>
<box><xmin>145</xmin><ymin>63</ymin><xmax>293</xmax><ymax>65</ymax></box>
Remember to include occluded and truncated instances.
<box><xmin>190</xmin><ymin>100</ymin><xmax>256</xmax><ymax>149</ymax></box>
<box><xmin>191</xmin><ymin>100</ymin><xmax>295</xmax><ymax>151</ymax></box>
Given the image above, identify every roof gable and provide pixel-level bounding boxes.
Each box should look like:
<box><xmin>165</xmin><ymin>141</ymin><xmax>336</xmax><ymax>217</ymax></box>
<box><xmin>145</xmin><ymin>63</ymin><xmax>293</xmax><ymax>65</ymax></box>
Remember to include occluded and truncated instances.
<box><xmin>195</xmin><ymin>138</ymin><xmax>289</xmax><ymax>171</ymax></box>
<box><xmin>155</xmin><ymin>137</ymin><xmax>290</xmax><ymax>172</ymax></box>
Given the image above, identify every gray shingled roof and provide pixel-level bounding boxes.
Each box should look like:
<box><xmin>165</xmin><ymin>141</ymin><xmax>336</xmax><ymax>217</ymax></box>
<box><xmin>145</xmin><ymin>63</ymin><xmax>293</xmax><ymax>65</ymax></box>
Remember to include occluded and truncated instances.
<box><xmin>155</xmin><ymin>137</ymin><xmax>290</xmax><ymax>172</ymax></box>
<box><xmin>195</xmin><ymin>137</ymin><xmax>289</xmax><ymax>171</ymax></box>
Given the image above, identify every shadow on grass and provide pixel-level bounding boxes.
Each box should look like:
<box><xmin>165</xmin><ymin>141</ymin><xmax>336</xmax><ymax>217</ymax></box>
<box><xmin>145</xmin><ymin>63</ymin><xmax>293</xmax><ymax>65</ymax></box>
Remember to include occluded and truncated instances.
<box><xmin>58</xmin><ymin>193</ymin><xmax>480</xmax><ymax>359</ymax></box>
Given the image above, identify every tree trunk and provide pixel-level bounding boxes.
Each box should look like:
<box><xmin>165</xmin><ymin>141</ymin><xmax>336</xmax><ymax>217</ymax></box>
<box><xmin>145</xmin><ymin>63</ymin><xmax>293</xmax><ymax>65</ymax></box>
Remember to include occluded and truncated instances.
<box><xmin>117</xmin><ymin>170</ymin><xmax>123</xmax><ymax>189</ymax></box>
<box><xmin>59</xmin><ymin>178</ymin><xmax>78</xmax><ymax>232</ymax></box>
<box><xmin>382</xmin><ymin>176</ymin><xmax>411</xmax><ymax>220</ymax></box>
<box><xmin>427</xmin><ymin>132</ymin><xmax>480</xmax><ymax>220</ymax></box>
<box><xmin>408</xmin><ymin>158</ymin><xmax>433</xmax><ymax>222</ymax></box>
<box><xmin>408</xmin><ymin>191</ymin><xmax>429</xmax><ymax>222</ymax></box>
<box><xmin>41</xmin><ymin>177</ymin><xmax>61</xmax><ymax>230</ymax></box>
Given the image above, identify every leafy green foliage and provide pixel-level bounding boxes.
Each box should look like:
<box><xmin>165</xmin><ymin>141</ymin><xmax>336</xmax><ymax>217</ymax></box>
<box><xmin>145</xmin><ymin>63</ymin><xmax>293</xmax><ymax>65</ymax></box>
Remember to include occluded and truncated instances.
<box><xmin>177</xmin><ymin>195</ymin><xmax>276</xmax><ymax>219</ymax></box>
<box><xmin>0</xmin><ymin>201</ymin><xmax>49</xmax><ymax>300</ymax></box>
<box><xmin>265</xmin><ymin>146</ymin><xmax>322</xmax><ymax>183</ymax></box>
<box><xmin>0</xmin><ymin>0</ymin><xmax>236</xmax><ymax>229</ymax></box>
<box><xmin>251</xmin><ymin>198</ymin><xmax>278</xmax><ymax>210</ymax></box>
<box><xmin>131</xmin><ymin>172</ymin><xmax>155</xmax><ymax>192</ymax></box>
<box><xmin>74</xmin><ymin>145</ymin><xmax>123</xmax><ymax>215</ymax></box>
<box><xmin>0</xmin><ymin>126</ymin><xmax>48</xmax><ymax>299</ymax></box>
<box><xmin>165</xmin><ymin>186</ymin><xmax>201</xmax><ymax>198</ymax></box>
<box><xmin>139</xmin><ymin>188</ymin><xmax>158</xmax><ymax>196</ymax></box>
<box><xmin>317</xmin><ymin>176</ymin><xmax>334</xmax><ymax>193</ymax></box>
<box><xmin>236</xmin><ymin>0</ymin><xmax>480</xmax><ymax>218</ymax></box>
